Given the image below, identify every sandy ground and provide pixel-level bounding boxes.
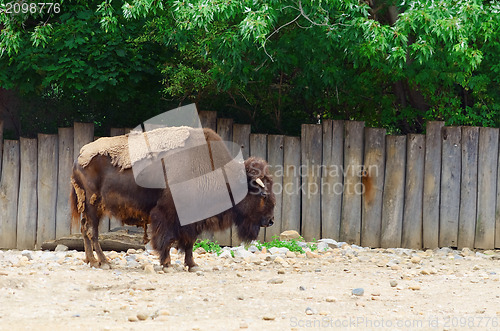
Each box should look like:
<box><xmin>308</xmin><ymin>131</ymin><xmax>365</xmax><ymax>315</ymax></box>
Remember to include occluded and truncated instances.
<box><xmin>0</xmin><ymin>242</ymin><xmax>499</xmax><ymax>331</ymax></box>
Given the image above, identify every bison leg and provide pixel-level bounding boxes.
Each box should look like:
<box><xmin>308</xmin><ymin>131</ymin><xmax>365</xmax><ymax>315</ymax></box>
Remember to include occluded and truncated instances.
<box><xmin>81</xmin><ymin>215</ymin><xmax>99</xmax><ymax>267</ymax></box>
<box><xmin>86</xmin><ymin>203</ymin><xmax>110</xmax><ymax>269</ymax></box>
<box><xmin>182</xmin><ymin>239</ymin><xmax>199</xmax><ymax>272</ymax></box>
<box><xmin>142</xmin><ymin>222</ymin><xmax>149</xmax><ymax>244</ymax></box>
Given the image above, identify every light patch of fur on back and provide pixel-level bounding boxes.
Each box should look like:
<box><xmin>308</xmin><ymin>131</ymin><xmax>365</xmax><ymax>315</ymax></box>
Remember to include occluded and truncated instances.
<box><xmin>77</xmin><ymin>126</ymin><xmax>192</xmax><ymax>170</ymax></box>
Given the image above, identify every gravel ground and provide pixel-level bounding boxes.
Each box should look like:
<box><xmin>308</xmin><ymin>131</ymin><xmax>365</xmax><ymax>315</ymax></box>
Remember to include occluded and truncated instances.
<box><xmin>0</xmin><ymin>240</ymin><xmax>499</xmax><ymax>331</ymax></box>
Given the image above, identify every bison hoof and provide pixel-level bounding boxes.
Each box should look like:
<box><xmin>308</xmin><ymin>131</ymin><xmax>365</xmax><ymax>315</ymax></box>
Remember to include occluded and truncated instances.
<box><xmin>188</xmin><ymin>265</ymin><xmax>201</xmax><ymax>273</ymax></box>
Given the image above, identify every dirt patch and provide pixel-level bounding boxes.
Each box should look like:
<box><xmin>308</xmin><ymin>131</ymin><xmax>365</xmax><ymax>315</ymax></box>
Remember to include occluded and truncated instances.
<box><xmin>0</xmin><ymin>243</ymin><xmax>499</xmax><ymax>331</ymax></box>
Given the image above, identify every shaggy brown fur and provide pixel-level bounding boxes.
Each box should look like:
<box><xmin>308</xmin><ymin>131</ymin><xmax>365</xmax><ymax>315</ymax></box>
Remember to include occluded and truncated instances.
<box><xmin>70</xmin><ymin>128</ymin><xmax>275</xmax><ymax>270</ymax></box>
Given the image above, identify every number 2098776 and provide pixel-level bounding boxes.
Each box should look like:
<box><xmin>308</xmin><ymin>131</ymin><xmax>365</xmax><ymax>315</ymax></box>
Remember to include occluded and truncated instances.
<box><xmin>2</xmin><ymin>2</ymin><xmax>61</xmax><ymax>15</ymax></box>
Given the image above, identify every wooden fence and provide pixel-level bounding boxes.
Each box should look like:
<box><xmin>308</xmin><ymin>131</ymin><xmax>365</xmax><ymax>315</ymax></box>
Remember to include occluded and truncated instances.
<box><xmin>0</xmin><ymin>113</ymin><xmax>500</xmax><ymax>250</ymax></box>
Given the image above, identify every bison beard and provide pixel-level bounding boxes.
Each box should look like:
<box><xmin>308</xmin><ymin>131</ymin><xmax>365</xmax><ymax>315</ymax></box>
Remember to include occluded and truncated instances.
<box><xmin>70</xmin><ymin>128</ymin><xmax>275</xmax><ymax>271</ymax></box>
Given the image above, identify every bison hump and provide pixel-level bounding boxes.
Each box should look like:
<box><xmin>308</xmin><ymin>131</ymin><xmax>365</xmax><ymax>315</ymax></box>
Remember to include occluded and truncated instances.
<box><xmin>77</xmin><ymin>126</ymin><xmax>192</xmax><ymax>170</ymax></box>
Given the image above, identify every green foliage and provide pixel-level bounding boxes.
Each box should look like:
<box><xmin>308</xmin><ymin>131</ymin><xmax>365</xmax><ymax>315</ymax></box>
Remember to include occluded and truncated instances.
<box><xmin>256</xmin><ymin>236</ymin><xmax>318</xmax><ymax>254</ymax></box>
<box><xmin>1</xmin><ymin>0</ymin><xmax>499</xmax><ymax>136</ymax></box>
<box><xmin>193</xmin><ymin>239</ymin><xmax>223</xmax><ymax>256</ymax></box>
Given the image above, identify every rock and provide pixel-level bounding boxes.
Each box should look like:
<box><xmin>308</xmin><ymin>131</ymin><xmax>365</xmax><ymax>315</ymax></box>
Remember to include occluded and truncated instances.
<box><xmin>144</xmin><ymin>264</ymin><xmax>155</xmax><ymax>274</ymax></box>
<box><xmin>128</xmin><ymin>315</ymin><xmax>139</xmax><ymax>322</ymax></box>
<box><xmin>483</xmin><ymin>250</ymin><xmax>495</xmax><ymax>255</ymax></box>
<box><xmin>274</xmin><ymin>256</ymin><xmax>286</xmax><ymax>264</ymax></box>
<box><xmin>277</xmin><ymin>269</ymin><xmax>285</xmax><ymax>275</ymax></box>
<box><xmin>21</xmin><ymin>250</ymin><xmax>33</xmax><ymax>260</ymax></box>
<box><xmin>247</xmin><ymin>245</ymin><xmax>259</xmax><ymax>253</ymax></box>
<box><xmin>280</xmin><ymin>230</ymin><xmax>301</xmax><ymax>241</ymax></box>
<box><xmin>317</xmin><ymin>242</ymin><xmax>329</xmax><ymax>251</ymax></box>
<box><xmin>305</xmin><ymin>307</ymin><xmax>316</xmax><ymax>315</ymax></box>
<box><xmin>137</xmin><ymin>312</ymin><xmax>148</xmax><ymax>321</ymax></box>
<box><xmin>352</xmin><ymin>288</ymin><xmax>364</xmax><ymax>296</ymax></box>
<box><xmin>410</xmin><ymin>256</ymin><xmax>422</xmax><ymax>264</ymax></box>
<box><xmin>126</xmin><ymin>248</ymin><xmax>137</xmax><ymax>255</ymax></box>
<box><xmin>286</xmin><ymin>251</ymin><xmax>296</xmax><ymax>258</ymax></box>
<box><xmin>325</xmin><ymin>296</ymin><xmax>337</xmax><ymax>302</ymax></box>
<box><xmin>196</xmin><ymin>270</ymin><xmax>204</xmax><ymax>276</ymax></box>
<box><xmin>409</xmin><ymin>284</ymin><xmax>421</xmax><ymax>291</ymax></box>
<box><xmin>234</xmin><ymin>247</ymin><xmax>253</xmax><ymax>259</ymax></box>
<box><xmin>237</xmin><ymin>295</ymin><xmax>244</xmax><ymax>300</ymax></box>
<box><xmin>318</xmin><ymin>238</ymin><xmax>339</xmax><ymax>248</ymax></box>
<box><xmin>306</xmin><ymin>251</ymin><xmax>319</xmax><ymax>259</ymax></box>
<box><xmin>268</xmin><ymin>278</ymin><xmax>284</xmax><ymax>284</ymax></box>
<box><xmin>158</xmin><ymin>309</ymin><xmax>170</xmax><ymax>316</ymax></box>
<box><xmin>261</xmin><ymin>247</ymin><xmax>267</xmax><ymax>254</ymax></box>
<box><xmin>194</xmin><ymin>247</ymin><xmax>206</xmax><ymax>254</ymax></box>
<box><xmin>262</xmin><ymin>315</ymin><xmax>276</xmax><ymax>321</ymax></box>
<box><xmin>420</xmin><ymin>269</ymin><xmax>431</xmax><ymax>275</ymax></box>
<box><xmin>390</xmin><ymin>264</ymin><xmax>402</xmax><ymax>271</ymax></box>
<box><xmin>219</xmin><ymin>250</ymin><xmax>232</xmax><ymax>259</ymax></box>
<box><xmin>55</xmin><ymin>244</ymin><xmax>68</xmax><ymax>252</ymax></box>
<box><xmin>390</xmin><ymin>280</ymin><xmax>398</xmax><ymax>287</ymax></box>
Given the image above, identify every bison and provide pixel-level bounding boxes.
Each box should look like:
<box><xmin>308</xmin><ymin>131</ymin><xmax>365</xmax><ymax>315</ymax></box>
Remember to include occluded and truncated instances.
<box><xmin>70</xmin><ymin>127</ymin><xmax>275</xmax><ymax>271</ymax></box>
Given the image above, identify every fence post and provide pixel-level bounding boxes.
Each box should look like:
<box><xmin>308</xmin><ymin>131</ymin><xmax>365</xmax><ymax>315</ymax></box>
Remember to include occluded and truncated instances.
<box><xmin>37</xmin><ymin>134</ymin><xmax>58</xmax><ymax>248</ymax></box>
<box><xmin>340</xmin><ymin>121</ymin><xmax>364</xmax><ymax>245</ymax></box>
<box><xmin>322</xmin><ymin>120</ymin><xmax>344</xmax><ymax>241</ymax></box>
<box><xmin>55</xmin><ymin>128</ymin><xmax>74</xmax><ymax>239</ymax></box>
<box><xmin>0</xmin><ymin>120</ymin><xmax>3</xmax><ymax>173</ymax></box>
<box><xmin>439</xmin><ymin>126</ymin><xmax>461</xmax><ymax>248</ymax></box>
<box><xmin>402</xmin><ymin>134</ymin><xmax>425</xmax><ymax>249</ymax></box>
<box><xmin>458</xmin><ymin>127</ymin><xmax>479</xmax><ymax>249</ymax></box>
<box><xmin>16</xmin><ymin>138</ymin><xmax>38</xmax><ymax>250</ymax></box>
<box><xmin>231</xmin><ymin>124</ymin><xmax>251</xmax><ymax>245</ymax></box>
<box><xmin>381</xmin><ymin>136</ymin><xmax>406</xmax><ymax>248</ymax></box>
<box><xmin>496</xmin><ymin>139</ymin><xmax>500</xmax><ymax>249</ymax></box>
<box><xmin>266</xmin><ymin>135</ymin><xmax>284</xmax><ymax>241</ymax></box>
<box><xmin>301</xmin><ymin>124</ymin><xmax>322</xmax><ymax>241</ymax></box>
<box><xmin>199</xmin><ymin>111</ymin><xmax>217</xmax><ymax>131</ymax></box>
<box><xmin>214</xmin><ymin>118</ymin><xmax>233</xmax><ymax>246</ymax></box>
<box><xmin>250</xmin><ymin>133</ymin><xmax>268</xmax><ymax>242</ymax></box>
<box><xmin>0</xmin><ymin>140</ymin><xmax>20</xmax><ymax>249</ymax></box>
<box><xmin>282</xmin><ymin>136</ymin><xmax>301</xmax><ymax>233</ymax></box>
<box><xmin>72</xmin><ymin>122</ymin><xmax>94</xmax><ymax>234</ymax></box>
<box><xmin>361</xmin><ymin>128</ymin><xmax>386</xmax><ymax>248</ymax></box>
<box><xmin>423</xmin><ymin>121</ymin><xmax>445</xmax><ymax>249</ymax></box>
<box><xmin>475</xmin><ymin>127</ymin><xmax>499</xmax><ymax>249</ymax></box>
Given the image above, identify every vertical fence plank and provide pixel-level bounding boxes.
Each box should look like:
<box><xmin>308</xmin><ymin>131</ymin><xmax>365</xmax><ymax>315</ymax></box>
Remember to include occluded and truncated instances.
<box><xmin>55</xmin><ymin>128</ymin><xmax>74</xmax><ymax>238</ymax></box>
<box><xmin>381</xmin><ymin>136</ymin><xmax>406</xmax><ymax>248</ymax></box>
<box><xmin>301</xmin><ymin>124</ymin><xmax>322</xmax><ymax>241</ymax></box>
<box><xmin>361</xmin><ymin>128</ymin><xmax>386</xmax><ymax>247</ymax></box>
<box><xmin>108</xmin><ymin>128</ymin><xmax>126</xmax><ymax>231</ymax></box>
<box><xmin>16</xmin><ymin>138</ymin><xmax>38</xmax><ymax>250</ymax></box>
<box><xmin>0</xmin><ymin>120</ymin><xmax>3</xmax><ymax>173</ymax></box>
<box><xmin>402</xmin><ymin>134</ymin><xmax>425</xmax><ymax>249</ymax></box>
<box><xmin>0</xmin><ymin>140</ymin><xmax>20</xmax><ymax>249</ymax></box>
<box><xmin>214</xmin><ymin>118</ymin><xmax>233</xmax><ymax>246</ymax></box>
<box><xmin>199</xmin><ymin>111</ymin><xmax>217</xmax><ymax>131</ymax></box>
<box><xmin>496</xmin><ymin>139</ymin><xmax>500</xmax><ymax>249</ymax></box>
<box><xmin>322</xmin><ymin>120</ymin><xmax>344</xmax><ymax>241</ymax></box>
<box><xmin>266</xmin><ymin>135</ymin><xmax>284</xmax><ymax>241</ymax></box>
<box><xmin>231</xmin><ymin>124</ymin><xmax>251</xmax><ymax>245</ymax></box>
<box><xmin>439</xmin><ymin>126</ymin><xmax>461</xmax><ymax>248</ymax></box>
<box><xmin>250</xmin><ymin>133</ymin><xmax>268</xmax><ymax>242</ymax></box>
<box><xmin>340</xmin><ymin>121</ymin><xmax>364</xmax><ymax>245</ymax></box>
<box><xmin>37</xmin><ymin>134</ymin><xmax>59</xmax><ymax>248</ymax></box>
<box><xmin>423</xmin><ymin>121</ymin><xmax>445</xmax><ymax>249</ymax></box>
<box><xmin>475</xmin><ymin>127</ymin><xmax>499</xmax><ymax>249</ymax></box>
<box><xmin>281</xmin><ymin>136</ymin><xmax>301</xmax><ymax>233</ymax></box>
<box><xmin>72</xmin><ymin>122</ymin><xmax>94</xmax><ymax>234</ymax></box>
<box><xmin>458</xmin><ymin>127</ymin><xmax>479</xmax><ymax>249</ymax></box>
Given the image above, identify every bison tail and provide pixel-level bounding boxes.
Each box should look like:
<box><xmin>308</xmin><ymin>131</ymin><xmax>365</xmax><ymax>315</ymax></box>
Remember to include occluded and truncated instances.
<box><xmin>70</xmin><ymin>176</ymin><xmax>85</xmax><ymax>230</ymax></box>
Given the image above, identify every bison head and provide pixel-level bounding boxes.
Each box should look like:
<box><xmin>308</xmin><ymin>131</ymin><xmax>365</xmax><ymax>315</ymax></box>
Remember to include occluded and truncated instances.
<box><xmin>233</xmin><ymin>157</ymin><xmax>276</xmax><ymax>242</ymax></box>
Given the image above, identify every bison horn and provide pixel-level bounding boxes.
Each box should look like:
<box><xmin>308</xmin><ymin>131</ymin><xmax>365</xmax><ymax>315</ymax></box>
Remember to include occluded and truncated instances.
<box><xmin>256</xmin><ymin>178</ymin><xmax>265</xmax><ymax>188</ymax></box>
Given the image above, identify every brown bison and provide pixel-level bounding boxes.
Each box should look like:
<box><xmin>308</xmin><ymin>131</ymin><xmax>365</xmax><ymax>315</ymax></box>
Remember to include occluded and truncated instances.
<box><xmin>70</xmin><ymin>127</ymin><xmax>275</xmax><ymax>271</ymax></box>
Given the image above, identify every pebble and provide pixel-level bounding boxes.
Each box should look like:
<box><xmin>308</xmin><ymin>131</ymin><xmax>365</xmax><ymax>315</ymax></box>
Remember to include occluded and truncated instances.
<box><xmin>411</xmin><ymin>256</ymin><xmax>422</xmax><ymax>264</ymax></box>
<box><xmin>306</xmin><ymin>251</ymin><xmax>319</xmax><ymax>259</ymax></box>
<box><xmin>299</xmin><ymin>286</ymin><xmax>306</xmax><ymax>291</ymax></box>
<box><xmin>280</xmin><ymin>230</ymin><xmax>301</xmax><ymax>241</ymax></box>
<box><xmin>277</xmin><ymin>269</ymin><xmax>285</xmax><ymax>275</ymax></box>
<box><xmin>325</xmin><ymin>296</ymin><xmax>337</xmax><ymax>302</ymax></box>
<box><xmin>128</xmin><ymin>315</ymin><xmax>139</xmax><ymax>322</ymax></box>
<box><xmin>286</xmin><ymin>251</ymin><xmax>296</xmax><ymax>258</ymax></box>
<box><xmin>126</xmin><ymin>248</ymin><xmax>137</xmax><ymax>255</ymax></box>
<box><xmin>390</xmin><ymin>280</ymin><xmax>398</xmax><ymax>287</ymax></box>
<box><xmin>55</xmin><ymin>244</ymin><xmax>68</xmax><ymax>252</ymax></box>
<box><xmin>409</xmin><ymin>285</ymin><xmax>421</xmax><ymax>291</ymax></box>
<box><xmin>267</xmin><ymin>278</ymin><xmax>284</xmax><ymax>284</ymax></box>
<box><xmin>352</xmin><ymin>288</ymin><xmax>364</xmax><ymax>296</ymax></box>
<box><xmin>262</xmin><ymin>315</ymin><xmax>276</xmax><ymax>320</ymax></box>
<box><xmin>137</xmin><ymin>312</ymin><xmax>148</xmax><ymax>321</ymax></box>
<box><xmin>144</xmin><ymin>264</ymin><xmax>155</xmax><ymax>274</ymax></box>
<box><xmin>305</xmin><ymin>307</ymin><xmax>315</xmax><ymax>315</ymax></box>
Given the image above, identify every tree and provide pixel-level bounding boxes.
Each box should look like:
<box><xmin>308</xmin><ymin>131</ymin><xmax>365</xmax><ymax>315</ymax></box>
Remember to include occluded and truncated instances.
<box><xmin>1</xmin><ymin>0</ymin><xmax>499</xmax><ymax>136</ymax></box>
